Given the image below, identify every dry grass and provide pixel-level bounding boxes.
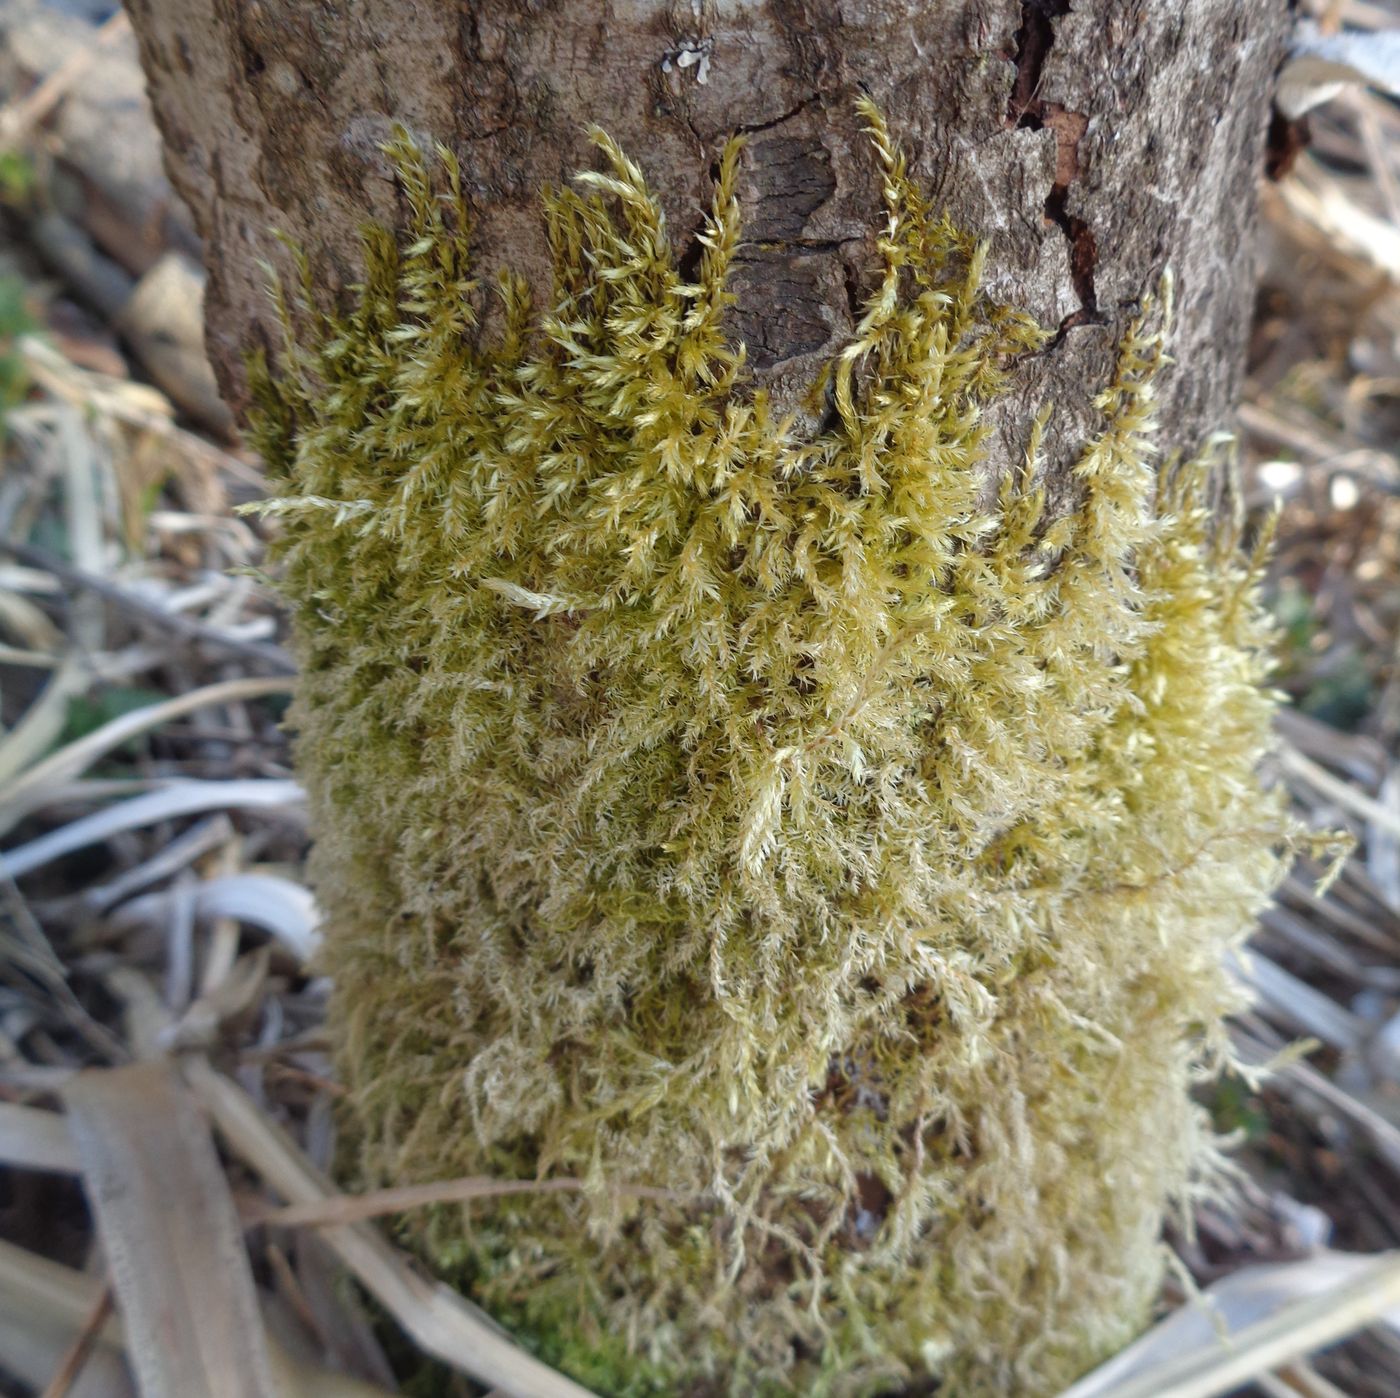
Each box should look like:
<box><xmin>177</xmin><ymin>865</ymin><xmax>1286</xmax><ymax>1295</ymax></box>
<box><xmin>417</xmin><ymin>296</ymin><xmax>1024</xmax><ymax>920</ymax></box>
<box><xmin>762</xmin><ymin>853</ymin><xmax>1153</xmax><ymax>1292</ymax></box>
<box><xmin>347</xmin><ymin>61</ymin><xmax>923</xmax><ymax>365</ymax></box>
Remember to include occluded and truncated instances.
<box><xmin>2</xmin><ymin>0</ymin><xmax>1400</xmax><ymax>1394</ymax></box>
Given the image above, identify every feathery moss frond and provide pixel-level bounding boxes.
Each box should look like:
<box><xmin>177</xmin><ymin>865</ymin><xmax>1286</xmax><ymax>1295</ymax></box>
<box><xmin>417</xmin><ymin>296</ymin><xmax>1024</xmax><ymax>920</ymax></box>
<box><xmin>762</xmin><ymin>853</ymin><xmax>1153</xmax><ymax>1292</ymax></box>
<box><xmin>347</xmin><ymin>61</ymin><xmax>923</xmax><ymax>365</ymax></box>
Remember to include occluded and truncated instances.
<box><xmin>248</xmin><ymin>116</ymin><xmax>1295</xmax><ymax>1397</ymax></box>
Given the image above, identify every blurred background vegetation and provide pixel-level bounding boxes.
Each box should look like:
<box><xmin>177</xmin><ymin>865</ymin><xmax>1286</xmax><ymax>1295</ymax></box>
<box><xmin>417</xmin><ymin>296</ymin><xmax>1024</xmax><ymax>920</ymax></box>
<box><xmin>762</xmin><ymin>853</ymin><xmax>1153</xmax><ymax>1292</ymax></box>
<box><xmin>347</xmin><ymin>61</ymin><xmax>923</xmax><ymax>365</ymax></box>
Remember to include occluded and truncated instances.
<box><xmin>2</xmin><ymin>2</ymin><xmax>1400</xmax><ymax>1395</ymax></box>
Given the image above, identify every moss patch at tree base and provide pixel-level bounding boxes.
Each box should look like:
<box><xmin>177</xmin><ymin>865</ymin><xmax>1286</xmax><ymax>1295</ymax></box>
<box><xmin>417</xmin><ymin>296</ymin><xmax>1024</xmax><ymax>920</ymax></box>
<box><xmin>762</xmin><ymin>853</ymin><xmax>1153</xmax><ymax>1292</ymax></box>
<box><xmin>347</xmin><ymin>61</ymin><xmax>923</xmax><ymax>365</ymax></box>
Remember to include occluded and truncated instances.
<box><xmin>249</xmin><ymin>104</ymin><xmax>1301</xmax><ymax>1396</ymax></box>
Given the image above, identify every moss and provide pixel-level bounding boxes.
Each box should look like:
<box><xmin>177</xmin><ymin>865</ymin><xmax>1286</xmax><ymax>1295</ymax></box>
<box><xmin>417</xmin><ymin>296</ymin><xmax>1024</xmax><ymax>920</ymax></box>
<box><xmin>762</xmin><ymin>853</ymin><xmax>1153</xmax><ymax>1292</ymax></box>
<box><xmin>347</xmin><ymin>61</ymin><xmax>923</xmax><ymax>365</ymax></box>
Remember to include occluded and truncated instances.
<box><xmin>249</xmin><ymin>104</ymin><xmax>1301</xmax><ymax>1395</ymax></box>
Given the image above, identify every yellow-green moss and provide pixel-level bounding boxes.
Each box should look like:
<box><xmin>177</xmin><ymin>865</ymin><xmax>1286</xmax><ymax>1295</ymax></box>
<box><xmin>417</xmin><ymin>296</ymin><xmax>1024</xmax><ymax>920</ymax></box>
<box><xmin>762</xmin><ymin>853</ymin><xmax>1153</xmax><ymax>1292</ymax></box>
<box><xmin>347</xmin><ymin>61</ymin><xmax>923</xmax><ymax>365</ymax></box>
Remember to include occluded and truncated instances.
<box><xmin>248</xmin><ymin>105</ymin><xmax>1298</xmax><ymax>1395</ymax></box>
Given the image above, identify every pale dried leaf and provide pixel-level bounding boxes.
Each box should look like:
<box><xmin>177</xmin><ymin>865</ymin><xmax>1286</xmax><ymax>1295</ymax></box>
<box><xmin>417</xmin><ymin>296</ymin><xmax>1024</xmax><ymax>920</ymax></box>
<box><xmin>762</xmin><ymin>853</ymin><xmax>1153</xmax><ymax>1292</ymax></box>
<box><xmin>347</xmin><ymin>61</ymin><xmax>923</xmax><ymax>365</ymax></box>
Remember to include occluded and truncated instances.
<box><xmin>1279</xmin><ymin>21</ymin><xmax>1400</xmax><ymax>118</ymax></box>
<box><xmin>1231</xmin><ymin>949</ymin><xmax>1366</xmax><ymax>1052</ymax></box>
<box><xmin>0</xmin><ymin>655</ymin><xmax>89</xmax><ymax>790</ymax></box>
<box><xmin>0</xmin><ymin>1238</ymin><xmax>133</xmax><ymax>1398</ymax></box>
<box><xmin>61</xmin><ymin>1060</ymin><xmax>280</xmax><ymax>1398</ymax></box>
<box><xmin>184</xmin><ymin>1057</ymin><xmax>599</xmax><ymax>1398</ymax></box>
<box><xmin>110</xmin><ymin>873</ymin><xmax>321</xmax><ymax>964</ymax></box>
<box><xmin>0</xmin><ymin>779</ymin><xmax>306</xmax><ymax>880</ymax></box>
<box><xmin>0</xmin><ymin>586</ymin><xmax>64</xmax><ymax>651</ymax></box>
<box><xmin>0</xmin><ymin>1236</ymin><xmax>394</xmax><ymax>1398</ymax></box>
<box><xmin>0</xmin><ymin>1099</ymin><xmax>79</xmax><ymax>1174</ymax></box>
<box><xmin>1062</xmin><ymin>1249</ymin><xmax>1400</xmax><ymax>1398</ymax></box>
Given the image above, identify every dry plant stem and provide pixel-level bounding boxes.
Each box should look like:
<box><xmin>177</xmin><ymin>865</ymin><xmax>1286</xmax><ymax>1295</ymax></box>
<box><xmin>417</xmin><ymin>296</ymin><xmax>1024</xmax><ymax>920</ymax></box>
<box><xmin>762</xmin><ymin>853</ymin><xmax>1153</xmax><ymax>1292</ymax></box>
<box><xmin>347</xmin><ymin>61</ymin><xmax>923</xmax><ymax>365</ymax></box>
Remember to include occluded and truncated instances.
<box><xmin>39</xmin><ymin>1285</ymin><xmax>114</xmax><ymax>1398</ymax></box>
<box><xmin>1278</xmin><ymin>162</ymin><xmax>1400</xmax><ymax>280</ymax></box>
<box><xmin>0</xmin><ymin>1239</ymin><xmax>133</xmax><ymax>1398</ymax></box>
<box><xmin>0</xmin><ymin>644</ymin><xmax>61</xmax><ymax>668</ymax></box>
<box><xmin>0</xmin><ymin>10</ymin><xmax>130</xmax><ymax>141</ymax></box>
<box><xmin>1283</xmin><ymin>872</ymin><xmax>1400</xmax><ymax>958</ymax></box>
<box><xmin>1271</xmin><ymin>1361</ymin><xmax>1352</xmax><ymax>1398</ymax></box>
<box><xmin>1234</xmin><ymin>951</ymin><xmax>1364</xmax><ymax>1051</ymax></box>
<box><xmin>0</xmin><ymin>674</ymin><xmax>295</xmax><ymax>833</ymax></box>
<box><xmin>1234</xmin><ymin>1018</ymin><xmax>1400</xmax><ymax>1176</ymax></box>
<box><xmin>250</xmin><ymin>1175</ymin><xmax>686</xmax><ymax>1230</ymax></box>
<box><xmin>84</xmin><ymin>813</ymin><xmax>233</xmax><ymax>915</ymax></box>
<box><xmin>1237</xmin><ymin>400</ymin><xmax>1399</xmax><ymax>481</ymax></box>
<box><xmin>15</xmin><ymin>337</ymin><xmax>255</xmax><ymax>486</ymax></box>
<box><xmin>0</xmin><ymin>1100</ymin><xmax>80</xmax><ymax>1174</ymax></box>
<box><xmin>1102</xmin><ymin>1253</ymin><xmax>1400</xmax><ymax>1398</ymax></box>
<box><xmin>183</xmin><ymin>1057</ymin><xmax>597</xmax><ymax>1398</ymax></box>
<box><xmin>0</xmin><ymin>877</ymin><xmax>129</xmax><ymax>1063</ymax></box>
<box><xmin>0</xmin><ymin>779</ymin><xmax>305</xmax><ymax>881</ymax></box>
<box><xmin>0</xmin><ymin>538</ymin><xmax>295</xmax><ymax>675</ymax></box>
<box><xmin>1281</xmin><ymin>744</ymin><xmax>1400</xmax><ymax>839</ymax></box>
<box><xmin>0</xmin><ymin>1236</ymin><xmax>398</xmax><ymax>1398</ymax></box>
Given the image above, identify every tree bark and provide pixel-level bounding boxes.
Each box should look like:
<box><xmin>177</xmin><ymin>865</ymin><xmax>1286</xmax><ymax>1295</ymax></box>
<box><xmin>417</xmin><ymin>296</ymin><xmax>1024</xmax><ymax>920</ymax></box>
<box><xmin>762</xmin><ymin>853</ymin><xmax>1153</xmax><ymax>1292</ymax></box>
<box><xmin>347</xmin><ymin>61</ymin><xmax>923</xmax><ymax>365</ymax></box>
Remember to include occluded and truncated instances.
<box><xmin>124</xmin><ymin>5</ymin><xmax>1300</xmax><ymax>1393</ymax></box>
<box><xmin>128</xmin><ymin>0</ymin><xmax>1290</xmax><ymax>473</ymax></box>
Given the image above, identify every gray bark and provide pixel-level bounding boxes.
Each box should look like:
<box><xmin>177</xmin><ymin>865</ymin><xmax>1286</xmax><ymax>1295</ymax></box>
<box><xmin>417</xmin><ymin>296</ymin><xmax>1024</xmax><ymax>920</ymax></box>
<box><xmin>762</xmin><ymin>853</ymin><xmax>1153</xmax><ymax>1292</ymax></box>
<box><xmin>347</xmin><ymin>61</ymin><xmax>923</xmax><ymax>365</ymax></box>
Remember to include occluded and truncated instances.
<box><xmin>126</xmin><ymin>0</ymin><xmax>1291</xmax><ymax>476</ymax></box>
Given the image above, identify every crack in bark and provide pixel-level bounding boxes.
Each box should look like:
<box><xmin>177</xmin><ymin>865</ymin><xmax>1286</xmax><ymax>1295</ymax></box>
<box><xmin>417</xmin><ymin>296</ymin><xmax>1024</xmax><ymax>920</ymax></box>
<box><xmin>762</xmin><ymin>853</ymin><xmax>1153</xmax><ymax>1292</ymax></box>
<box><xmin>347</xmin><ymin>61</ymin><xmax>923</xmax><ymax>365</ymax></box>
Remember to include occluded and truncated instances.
<box><xmin>1006</xmin><ymin>0</ymin><xmax>1069</xmax><ymax>128</ymax></box>
<box><xmin>1041</xmin><ymin>104</ymin><xmax>1098</xmax><ymax>327</ymax></box>
<box><xmin>841</xmin><ymin>255</ymin><xmax>862</xmax><ymax>321</ymax></box>
<box><xmin>754</xmin><ymin>236</ymin><xmax>862</xmax><ymax>252</ymax></box>
<box><xmin>1007</xmin><ymin>0</ymin><xmax>1100</xmax><ymax>336</ymax></box>
<box><xmin>674</xmin><ymin>100</ymin><xmax>828</xmax><ymax>313</ymax></box>
<box><xmin>732</xmin><ymin>93</ymin><xmax>824</xmax><ymax>137</ymax></box>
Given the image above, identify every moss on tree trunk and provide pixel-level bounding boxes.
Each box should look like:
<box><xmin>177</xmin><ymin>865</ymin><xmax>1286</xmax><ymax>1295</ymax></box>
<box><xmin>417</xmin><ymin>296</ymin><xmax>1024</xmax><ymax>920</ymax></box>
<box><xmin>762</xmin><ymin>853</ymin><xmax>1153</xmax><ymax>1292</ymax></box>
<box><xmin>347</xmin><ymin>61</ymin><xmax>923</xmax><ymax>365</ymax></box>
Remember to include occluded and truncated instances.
<box><xmin>129</xmin><ymin>3</ymin><xmax>1302</xmax><ymax>1393</ymax></box>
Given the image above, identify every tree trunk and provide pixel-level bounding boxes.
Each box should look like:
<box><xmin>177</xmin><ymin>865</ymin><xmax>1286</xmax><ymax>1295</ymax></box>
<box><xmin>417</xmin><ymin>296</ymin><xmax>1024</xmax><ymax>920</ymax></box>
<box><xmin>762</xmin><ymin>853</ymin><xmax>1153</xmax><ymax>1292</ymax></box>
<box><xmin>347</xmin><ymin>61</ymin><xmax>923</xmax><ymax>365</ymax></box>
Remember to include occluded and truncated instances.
<box><xmin>126</xmin><ymin>4</ymin><xmax>1297</xmax><ymax>1396</ymax></box>
<box><xmin>129</xmin><ymin>1</ymin><xmax>1288</xmax><ymax>467</ymax></box>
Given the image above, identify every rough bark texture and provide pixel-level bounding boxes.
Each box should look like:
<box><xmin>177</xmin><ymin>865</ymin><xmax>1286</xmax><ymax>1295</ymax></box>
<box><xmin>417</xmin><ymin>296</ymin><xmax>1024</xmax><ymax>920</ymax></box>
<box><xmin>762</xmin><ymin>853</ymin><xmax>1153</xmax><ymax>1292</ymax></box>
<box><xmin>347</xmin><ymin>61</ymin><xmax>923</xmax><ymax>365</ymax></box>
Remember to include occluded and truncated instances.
<box><xmin>124</xmin><ymin>5</ymin><xmax>1301</xmax><ymax>1394</ymax></box>
<box><xmin>128</xmin><ymin>0</ymin><xmax>1290</xmax><ymax>475</ymax></box>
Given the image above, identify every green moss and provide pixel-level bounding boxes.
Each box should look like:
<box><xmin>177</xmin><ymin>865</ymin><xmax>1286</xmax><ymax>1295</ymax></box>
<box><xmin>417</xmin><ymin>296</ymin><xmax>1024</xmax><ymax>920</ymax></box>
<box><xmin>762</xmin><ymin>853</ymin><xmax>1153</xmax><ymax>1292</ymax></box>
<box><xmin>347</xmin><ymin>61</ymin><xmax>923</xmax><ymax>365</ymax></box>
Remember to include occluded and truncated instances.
<box><xmin>249</xmin><ymin>105</ymin><xmax>1301</xmax><ymax>1395</ymax></box>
